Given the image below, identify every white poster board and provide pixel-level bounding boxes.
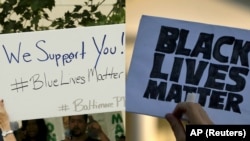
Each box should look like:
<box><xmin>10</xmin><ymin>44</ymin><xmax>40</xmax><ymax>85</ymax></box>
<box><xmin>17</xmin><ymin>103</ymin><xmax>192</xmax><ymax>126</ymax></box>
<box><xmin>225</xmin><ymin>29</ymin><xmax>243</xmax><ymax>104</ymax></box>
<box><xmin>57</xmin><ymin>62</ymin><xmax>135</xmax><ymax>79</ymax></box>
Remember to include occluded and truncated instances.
<box><xmin>126</xmin><ymin>15</ymin><xmax>250</xmax><ymax>124</ymax></box>
<box><xmin>0</xmin><ymin>24</ymin><xmax>125</xmax><ymax>121</ymax></box>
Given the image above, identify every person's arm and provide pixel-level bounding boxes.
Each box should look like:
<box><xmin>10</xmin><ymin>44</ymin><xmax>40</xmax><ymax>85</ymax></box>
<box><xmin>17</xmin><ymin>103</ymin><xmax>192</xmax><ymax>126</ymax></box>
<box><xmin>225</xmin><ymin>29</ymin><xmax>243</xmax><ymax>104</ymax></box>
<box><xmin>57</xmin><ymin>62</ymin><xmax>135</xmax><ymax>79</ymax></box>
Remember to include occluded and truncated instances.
<box><xmin>87</xmin><ymin>116</ymin><xmax>110</xmax><ymax>141</ymax></box>
<box><xmin>0</xmin><ymin>100</ymin><xmax>16</xmax><ymax>141</ymax></box>
<box><xmin>165</xmin><ymin>102</ymin><xmax>213</xmax><ymax>141</ymax></box>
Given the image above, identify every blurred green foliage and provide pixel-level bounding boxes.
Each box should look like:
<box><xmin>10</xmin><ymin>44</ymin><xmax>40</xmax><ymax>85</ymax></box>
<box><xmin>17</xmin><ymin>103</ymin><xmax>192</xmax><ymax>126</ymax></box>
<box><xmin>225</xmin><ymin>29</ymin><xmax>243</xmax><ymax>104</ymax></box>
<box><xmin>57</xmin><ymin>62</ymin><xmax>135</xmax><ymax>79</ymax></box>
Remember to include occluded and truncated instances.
<box><xmin>0</xmin><ymin>0</ymin><xmax>125</xmax><ymax>33</ymax></box>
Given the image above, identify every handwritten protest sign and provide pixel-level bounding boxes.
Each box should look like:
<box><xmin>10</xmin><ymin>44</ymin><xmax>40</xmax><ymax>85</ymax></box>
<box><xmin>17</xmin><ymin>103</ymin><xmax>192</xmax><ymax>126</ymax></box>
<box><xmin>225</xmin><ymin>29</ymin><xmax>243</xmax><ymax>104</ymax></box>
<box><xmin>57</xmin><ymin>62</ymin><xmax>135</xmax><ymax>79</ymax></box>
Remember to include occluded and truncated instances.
<box><xmin>126</xmin><ymin>15</ymin><xmax>250</xmax><ymax>124</ymax></box>
<box><xmin>0</xmin><ymin>24</ymin><xmax>125</xmax><ymax>121</ymax></box>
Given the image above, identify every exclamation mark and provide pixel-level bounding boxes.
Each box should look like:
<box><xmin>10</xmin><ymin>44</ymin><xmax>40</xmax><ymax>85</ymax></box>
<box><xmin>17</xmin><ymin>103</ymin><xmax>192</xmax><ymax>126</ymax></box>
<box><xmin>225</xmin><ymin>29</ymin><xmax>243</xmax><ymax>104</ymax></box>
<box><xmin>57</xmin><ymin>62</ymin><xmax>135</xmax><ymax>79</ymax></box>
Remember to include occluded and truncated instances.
<box><xmin>121</xmin><ymin>32</ymin><xmax>124</xmax><ymax>54</ymax></box>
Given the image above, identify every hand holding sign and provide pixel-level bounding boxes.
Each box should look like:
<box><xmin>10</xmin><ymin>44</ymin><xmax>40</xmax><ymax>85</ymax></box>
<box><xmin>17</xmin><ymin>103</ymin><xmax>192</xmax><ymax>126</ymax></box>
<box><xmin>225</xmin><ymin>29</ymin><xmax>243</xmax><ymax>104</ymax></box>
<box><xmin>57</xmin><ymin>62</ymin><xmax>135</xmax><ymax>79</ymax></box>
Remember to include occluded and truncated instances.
<box><xmin>0</xmin><ymin>99</ymin><xmax>17</xmax><ymax>141</ymax></box>
<box><xmin>87</xmin><ymin>115</ymin><xmax>110</xmax><ymax>141</ymax></box>
<box><xmin>87</xmin><ymin>115</ymin><xmax>100</xmax><ymax>136</ymax></box>
<box><xmin>0</xmin><ymin>100</ymin><xmax>9</xmax><ymax>129</ymax></box>
<box><xmin>165</xmin><ymin>102</ymin><xmax>213</xmax><ymax>141</ymax></box>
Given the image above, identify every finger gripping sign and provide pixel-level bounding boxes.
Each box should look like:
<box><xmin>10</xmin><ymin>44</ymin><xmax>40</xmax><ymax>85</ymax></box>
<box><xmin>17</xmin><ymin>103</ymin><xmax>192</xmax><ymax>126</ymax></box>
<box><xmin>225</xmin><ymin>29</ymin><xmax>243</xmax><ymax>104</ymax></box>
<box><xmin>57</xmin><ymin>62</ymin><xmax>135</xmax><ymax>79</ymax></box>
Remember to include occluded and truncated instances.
<box><xmin>0</xmin><ymin>24</ymin><xmax>125</xmax><ymax>121</ymax></box>
<box><xmin>126</xmin><ymin>15</ymin><xmax>250</xmax><ymax>124</ymax></box>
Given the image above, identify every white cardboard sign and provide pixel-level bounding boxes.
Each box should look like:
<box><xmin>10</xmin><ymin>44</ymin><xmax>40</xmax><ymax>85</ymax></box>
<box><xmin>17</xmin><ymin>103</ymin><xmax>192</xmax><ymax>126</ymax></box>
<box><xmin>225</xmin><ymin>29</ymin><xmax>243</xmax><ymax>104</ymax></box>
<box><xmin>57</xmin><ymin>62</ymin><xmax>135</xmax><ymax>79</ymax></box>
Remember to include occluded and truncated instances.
<box><xmin>0</xmin><ymin>24</ymin><xmax>125</xmax><ymax>121</ymax></box>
